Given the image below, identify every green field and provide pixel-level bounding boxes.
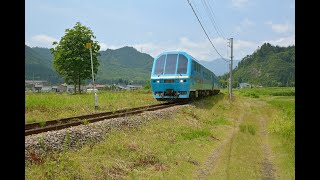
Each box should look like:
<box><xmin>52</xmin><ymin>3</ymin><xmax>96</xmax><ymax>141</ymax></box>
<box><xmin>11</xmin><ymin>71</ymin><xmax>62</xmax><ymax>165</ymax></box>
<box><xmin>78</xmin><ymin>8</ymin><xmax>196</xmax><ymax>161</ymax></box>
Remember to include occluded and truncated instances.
<box><xmin>25</xmin><ymin>87</ymin><xmax>295</xmax><ymax>179</ymax></box>
<box><xmin>25</xmin><ymin>89</ymin><xmax>158</xmax><ymax>123</ymax></box>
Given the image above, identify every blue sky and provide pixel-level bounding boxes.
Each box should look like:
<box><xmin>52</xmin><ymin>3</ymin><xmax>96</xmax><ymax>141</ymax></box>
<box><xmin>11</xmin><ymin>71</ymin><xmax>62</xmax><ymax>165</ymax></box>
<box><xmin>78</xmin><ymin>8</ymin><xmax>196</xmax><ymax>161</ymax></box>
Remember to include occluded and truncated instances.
<box><xmin>25</xmin><ymin>0</ymin><xmax>295</xmax><ymax>61</ymax></box>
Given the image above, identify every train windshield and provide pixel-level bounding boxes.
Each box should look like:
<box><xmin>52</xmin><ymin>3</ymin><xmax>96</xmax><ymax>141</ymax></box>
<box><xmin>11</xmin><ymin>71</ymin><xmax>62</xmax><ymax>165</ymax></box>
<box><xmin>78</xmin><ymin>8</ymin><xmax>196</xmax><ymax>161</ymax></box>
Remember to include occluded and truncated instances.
<box><xmin>154</xmin><ymin>55</ymin><xmax>166</xmax><ymax>74</ymax></box>
<box><xmin>153</xmin><ymin>53</ymin><xmax>188</xmax><ymax>75</ymax></box>
<box><xmin>164</xmin><ymin>54</ymin><xmax>178</xmax><ymax>74</ymax></box>
<box><xmin>177</xmin><ymin>54</ymin><xmax>188</xmax><ymax>74</ymax></box>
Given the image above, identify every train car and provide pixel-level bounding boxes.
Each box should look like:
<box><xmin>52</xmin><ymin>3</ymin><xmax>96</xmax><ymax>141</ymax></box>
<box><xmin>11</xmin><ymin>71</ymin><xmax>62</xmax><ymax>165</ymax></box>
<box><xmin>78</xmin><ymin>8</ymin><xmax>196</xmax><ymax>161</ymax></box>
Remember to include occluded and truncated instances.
<box><xmin>150</xmin><ymin>51</ymin><xmax>220</xmax><ymax>101</ymax></box>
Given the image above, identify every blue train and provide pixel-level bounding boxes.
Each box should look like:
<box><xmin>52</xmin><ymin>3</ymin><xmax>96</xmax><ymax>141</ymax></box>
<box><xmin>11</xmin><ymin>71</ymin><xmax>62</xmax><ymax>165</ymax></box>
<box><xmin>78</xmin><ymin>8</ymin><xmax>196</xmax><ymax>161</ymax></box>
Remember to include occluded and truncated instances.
<box><xmin>150</xmin><ymin>51</ymin><xmax>220</xmax><ymax>101</ymax></box>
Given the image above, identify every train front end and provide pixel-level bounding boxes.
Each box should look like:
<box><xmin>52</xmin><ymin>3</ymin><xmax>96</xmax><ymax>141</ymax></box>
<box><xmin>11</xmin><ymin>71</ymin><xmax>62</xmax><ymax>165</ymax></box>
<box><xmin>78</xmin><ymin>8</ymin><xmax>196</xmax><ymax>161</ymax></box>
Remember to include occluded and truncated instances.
<box><xmin>150</xmin><ymin>52</ymin><xmax>191</xmax><ymax>101</ymax></box>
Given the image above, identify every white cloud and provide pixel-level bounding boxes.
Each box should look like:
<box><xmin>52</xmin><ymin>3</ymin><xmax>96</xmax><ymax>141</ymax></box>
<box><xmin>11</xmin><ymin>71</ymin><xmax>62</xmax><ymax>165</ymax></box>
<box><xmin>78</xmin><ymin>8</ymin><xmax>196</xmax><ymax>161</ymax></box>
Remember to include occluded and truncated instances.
<box><xmin>265</xmin><ymin>21</ymin><xmax>292</xmax><ymax>34</ymax></box>
<box><xmin>129</xmin><ymin>37</ymin><xmax>228</xmax><ymax>61</ymax></box>
<box><xmin>30</xmin><ymin>34</ymin><xmax>58</xmax><ymax>47</ymax></box>
<box><xmin>242</xmin><ymin>18</ymin><xmax>254</xmax><ymax>26</ymax></box>
<box><xmin>99</xmin><ymin>42</ymin><xmax>108</xmax><ymax>51</ymax></box>
<box><xmin>262</xmin><ymin>35</ymin><xmax>295</xmax><ymax>47</ymax></box>
<box><xmin>234</xmin><ymin>18</ymin><xmax>254</xmax><ymax>34</ymax></box>
<box><xmin>231</xmin><ymin>0</ymin><xmax>249</xmax><ymax>8</ymax></box>
<box><xmin>98</xmin><ymin>42</ymin><xmax>121</xmax><ymax>51</ymax></box>
<box><xmin>233</xmin><ymin>39</ymin><xmax>257</xmax><ymax>58</ymax></box>
<box><xmin>96</xmin><ymin>35</ymin><xmax>295</xmax><ymax>62</ymax></box>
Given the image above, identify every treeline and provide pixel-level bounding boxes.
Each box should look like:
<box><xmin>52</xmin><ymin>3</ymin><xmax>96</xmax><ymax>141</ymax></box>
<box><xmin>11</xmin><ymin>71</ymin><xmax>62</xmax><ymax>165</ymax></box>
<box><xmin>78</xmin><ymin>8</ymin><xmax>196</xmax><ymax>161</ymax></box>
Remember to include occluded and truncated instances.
<box><xmin>25</xmin><ymin>45</ymin><xmax>154</xmax><ymax>85</ymax></box>
<box><xmin>220</xmin><ymin>43</ymin><xmax>295</xmax><ymax>87</ymax></box>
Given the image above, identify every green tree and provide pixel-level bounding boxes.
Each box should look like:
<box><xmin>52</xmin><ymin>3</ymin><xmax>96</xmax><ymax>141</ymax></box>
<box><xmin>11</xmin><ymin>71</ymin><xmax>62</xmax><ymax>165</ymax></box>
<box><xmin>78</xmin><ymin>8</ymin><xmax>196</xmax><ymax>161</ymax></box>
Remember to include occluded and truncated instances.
<box><xmin>143</xmin><ymin>80</ymin><xmax>151</xmax><ymax>89</ymax></box>
<box><xmin>50</xmin><ymin>22</ymin><xmax>100</xmax><ymax>93</ymax></box>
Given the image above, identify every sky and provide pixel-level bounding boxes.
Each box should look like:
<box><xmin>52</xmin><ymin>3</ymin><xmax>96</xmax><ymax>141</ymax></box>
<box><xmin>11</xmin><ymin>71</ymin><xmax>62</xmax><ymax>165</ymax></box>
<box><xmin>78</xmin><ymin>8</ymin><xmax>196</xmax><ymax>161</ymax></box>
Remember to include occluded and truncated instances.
<box><xmin>25</xmin><ymin>0</ymin><xmax>295</xmax><ymax>61</ymax></box>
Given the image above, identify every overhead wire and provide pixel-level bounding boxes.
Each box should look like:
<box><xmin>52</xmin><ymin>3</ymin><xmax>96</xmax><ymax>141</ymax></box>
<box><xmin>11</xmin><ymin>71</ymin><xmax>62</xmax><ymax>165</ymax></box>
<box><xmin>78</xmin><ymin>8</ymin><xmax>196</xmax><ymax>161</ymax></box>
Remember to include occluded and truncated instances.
<box><xmin>186</xmin><ymin>0</ymin><xmax>229</xmax><ymax>62</ymax></box>
<box><xmin>201</xmin><ymin>0</ymin><xmax>227</xmax><ymax>40</ymax></box>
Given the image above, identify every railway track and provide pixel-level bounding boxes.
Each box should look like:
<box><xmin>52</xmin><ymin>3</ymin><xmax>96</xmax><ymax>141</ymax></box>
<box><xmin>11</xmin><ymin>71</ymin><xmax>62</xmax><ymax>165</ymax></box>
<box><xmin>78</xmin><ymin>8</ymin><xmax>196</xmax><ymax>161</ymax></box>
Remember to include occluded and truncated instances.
<box><xmin>25</xmin><ymin>102</ymin><xmax>186</xmax><ymax>136</ymax></box>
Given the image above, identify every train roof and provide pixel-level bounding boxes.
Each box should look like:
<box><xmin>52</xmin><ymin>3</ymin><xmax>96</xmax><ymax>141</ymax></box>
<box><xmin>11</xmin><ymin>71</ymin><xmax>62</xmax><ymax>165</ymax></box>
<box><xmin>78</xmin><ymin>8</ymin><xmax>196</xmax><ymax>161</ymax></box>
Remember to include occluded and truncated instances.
<box><xmin>154</xmin><ymin>51</ymin><xmax>215</xmax><ymax>75</ymax></box>
<box><xmin>155</xmin><ymin>51</ymin><xmax>201</xmax><ymax>63</ymax></box>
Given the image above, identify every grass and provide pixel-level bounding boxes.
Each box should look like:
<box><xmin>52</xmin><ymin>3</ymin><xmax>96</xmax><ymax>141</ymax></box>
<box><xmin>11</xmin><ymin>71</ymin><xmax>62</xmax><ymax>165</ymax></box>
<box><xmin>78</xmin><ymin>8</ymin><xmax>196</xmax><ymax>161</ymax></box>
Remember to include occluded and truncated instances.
<box><xmin>236</xmin><ymin>87</ymin><xmax>295</xmax><ymax>97</ymax></box>
<box><xmin>25</xmin><ymin>87</ymin><xmax>295</xmax><ymax>179</ymax></box>
<box><xmin>26</xmin><ymin>93</ymin><xmax>236</xmax><ymax>179</ymax></box>
<box><xmin>266</xmin><ymin>96</ymin><xmax>295</xmax><ymax>179</ymax></box>
<box><xmin>179</xmin><ymin>128</ymin><xmax>211</xmax><ymax>140</ymax></box>
<box><xmin>239</xmin><ymin>122</ymin><xmax>257</xmax><ymax>135</ymax></box>
<box><xmin>205</xmin><ymin>96</ymin><xmax>264</xmax><ymax>179</ymax></box>
<box><xmin>25</xmin><ymin>89</ymin><xmax>158</xmax><ymax>123</ymax></box>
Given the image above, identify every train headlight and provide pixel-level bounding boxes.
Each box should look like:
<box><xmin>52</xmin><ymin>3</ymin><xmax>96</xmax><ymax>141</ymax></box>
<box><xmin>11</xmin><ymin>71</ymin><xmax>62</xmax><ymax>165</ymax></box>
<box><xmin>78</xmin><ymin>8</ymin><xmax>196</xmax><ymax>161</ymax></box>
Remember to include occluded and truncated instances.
<box><xmin>180</xmin><ymin>79</ymin><xmax>186</xmax><ymax>83</ymax></box>
<box><xmin>156</xmin><ymin>80</ymin><xmax>160</xmax><ymax>83</ymax></box>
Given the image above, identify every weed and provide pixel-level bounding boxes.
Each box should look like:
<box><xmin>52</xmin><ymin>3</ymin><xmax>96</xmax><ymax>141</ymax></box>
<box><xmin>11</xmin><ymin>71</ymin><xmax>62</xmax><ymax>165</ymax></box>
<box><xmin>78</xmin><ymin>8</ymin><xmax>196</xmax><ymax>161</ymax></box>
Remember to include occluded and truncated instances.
<box><xmin>39</xmin><ymin>121</ymin><xmax>46</xmax><ymax>128</ymax></box>
<box><xmin>205</xmin><ymin>116</ymin><xmax>229</xmax><ymax>126</ymax></box>
<box><xmin>63</xmin><ymin>131</ymin><xmax>71</xmax><ymax>151</ymax></box>
<box><xmin>239</xmin><ymin>123</ymin><xmax>256</xmax><ymax>135</ymax></box>
<box><xmin>82</xmin><ymin>119</ymin><xmax>89</xmax><ymax>125</ymax></box>
<box><xmin>180</xmin><ymin>129</ymin><xmax>211</xmax><ymax>140</ymax></box>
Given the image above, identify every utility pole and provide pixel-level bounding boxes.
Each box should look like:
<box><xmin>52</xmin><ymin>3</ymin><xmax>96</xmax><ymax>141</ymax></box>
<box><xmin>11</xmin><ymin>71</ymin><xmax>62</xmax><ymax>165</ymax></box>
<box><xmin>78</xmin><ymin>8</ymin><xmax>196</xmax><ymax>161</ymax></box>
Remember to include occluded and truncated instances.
<box><xmin>228</xmin><ymin>38</ymin><xmax>233</xmax><ymax>99</ymax></box>
<box><xmin>32</xmin><ymin>72</ymin><xmax>35</xmax><ymax>92</ymax></box>
<box><xmin>86</xmin><ymin>42</ymin><xmax>98</xmax><ymax>109</ymax></box>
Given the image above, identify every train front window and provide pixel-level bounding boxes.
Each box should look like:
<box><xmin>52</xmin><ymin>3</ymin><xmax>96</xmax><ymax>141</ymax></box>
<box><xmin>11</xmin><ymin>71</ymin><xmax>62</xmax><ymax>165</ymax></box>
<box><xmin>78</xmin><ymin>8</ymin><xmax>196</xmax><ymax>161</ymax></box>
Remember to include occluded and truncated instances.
<box><xmin>164</xmin><ymin>54</ymin><xmax>178</xmax><ymax>74</ymax></box>
<box><xmin>177</xmin><ymin>54</ymin><xmax>188</xmax><ymax>74</ymax></box>
<box><xmin>154</xmin><ymin>55</ymin><xmax>166</xmax><ymax>74</ymax></box>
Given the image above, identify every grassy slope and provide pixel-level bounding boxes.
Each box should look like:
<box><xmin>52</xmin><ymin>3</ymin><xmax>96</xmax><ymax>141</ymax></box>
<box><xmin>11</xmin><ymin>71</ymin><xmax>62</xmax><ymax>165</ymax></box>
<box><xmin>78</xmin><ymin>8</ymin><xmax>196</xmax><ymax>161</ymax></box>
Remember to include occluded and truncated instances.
<box><xmin>25</xmin><ymin>88</ymin><xmax>295</xmax><ymax>179</ymax></box>
<box><xmin>25</xmin><ymin>89</ymin><xmax>158</xmax><ymax>123</ymax></box>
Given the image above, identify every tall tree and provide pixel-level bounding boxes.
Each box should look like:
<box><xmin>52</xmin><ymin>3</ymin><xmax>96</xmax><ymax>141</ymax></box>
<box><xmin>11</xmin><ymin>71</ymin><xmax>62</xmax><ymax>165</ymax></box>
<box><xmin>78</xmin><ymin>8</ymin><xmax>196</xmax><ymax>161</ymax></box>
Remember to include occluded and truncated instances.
<box><xmin>50</xmin><ymin>22</ymin><xmax>100</xmax><ymax>93</ymax></box>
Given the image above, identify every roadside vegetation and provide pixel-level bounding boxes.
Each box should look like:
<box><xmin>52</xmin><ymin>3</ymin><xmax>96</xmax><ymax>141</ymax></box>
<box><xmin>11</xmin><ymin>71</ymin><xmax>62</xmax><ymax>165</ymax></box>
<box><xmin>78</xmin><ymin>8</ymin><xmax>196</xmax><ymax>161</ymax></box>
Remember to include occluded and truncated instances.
<box><xmin>25</xmin><ymin>89</ymin><xmax>157</xmax><ymax>124</ymax></box>
<box><xmin>25</xmin><ymin>87</ymin><xmax>295</xmax><ymax>179</ymax></box>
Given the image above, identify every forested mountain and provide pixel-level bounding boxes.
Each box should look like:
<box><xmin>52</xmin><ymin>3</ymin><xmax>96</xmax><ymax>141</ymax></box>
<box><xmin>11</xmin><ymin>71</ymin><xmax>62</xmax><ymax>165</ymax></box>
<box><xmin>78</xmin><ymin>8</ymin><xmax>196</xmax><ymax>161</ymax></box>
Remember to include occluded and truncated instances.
<box><xmin>220</xmin><ymin>43</ymin><xmax>295</xmax><ymax>87</ymax></box>
<box><xmin>26</xmin><ymin>43</ymin><xmax>294</xmax><ymax>87</ymax></box>
<box><xmin>96</xmin><ymin>46</ymin><xmax>154</xmax><ymax>84</ymax></box>
<box><xmin>25</xmin><ymin>45</ymin><xmax>153</xmax><ymax>85</ymax></box>
<box><xmin>25</xmin><ymin>45</ymin><xmax>63</xmax><ymax>83</ymax></box>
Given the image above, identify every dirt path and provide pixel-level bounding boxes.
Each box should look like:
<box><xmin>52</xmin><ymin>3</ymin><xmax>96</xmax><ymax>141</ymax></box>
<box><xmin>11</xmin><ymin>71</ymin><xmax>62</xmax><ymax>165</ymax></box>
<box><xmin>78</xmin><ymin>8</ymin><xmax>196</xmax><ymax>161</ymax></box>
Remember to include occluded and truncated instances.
<box><xmin>195</xmin><ymin>99</ymin><xmax>247</xmax><ymax>179</ymax></box>
<box><xmin>196</xmin><ymin>98</ymin><xmax>277</xmax><ymax>179</ymax></box>
<box><xmin>260</xmin><ymin>116</ymin><xmax>276</xmax><ymax>180</ymax></box>
<box><xmin>196</xmin><ymin>127</ymin><xmax>236</xmax><ymax>179</ymax></box>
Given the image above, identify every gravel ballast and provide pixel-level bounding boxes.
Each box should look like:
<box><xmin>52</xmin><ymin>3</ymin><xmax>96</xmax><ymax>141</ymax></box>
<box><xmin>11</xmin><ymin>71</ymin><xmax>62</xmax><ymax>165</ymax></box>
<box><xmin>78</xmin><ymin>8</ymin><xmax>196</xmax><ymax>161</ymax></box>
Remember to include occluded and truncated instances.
<box><xmin>25</xmin><ymin>105</ymin><xmax>190</xmax><ymax>160</ymax></box>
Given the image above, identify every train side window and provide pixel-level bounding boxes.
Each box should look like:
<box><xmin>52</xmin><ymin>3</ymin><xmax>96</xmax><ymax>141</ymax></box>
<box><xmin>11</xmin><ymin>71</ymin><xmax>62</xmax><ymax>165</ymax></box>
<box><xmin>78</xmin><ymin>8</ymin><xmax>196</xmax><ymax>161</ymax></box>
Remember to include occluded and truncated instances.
<box><xmin>164</xmin><ymin>54</ymin><xmax>178</xmax><ymax>74</ymax></box>
<box><xmin>195</xmin><ymin>62</ymin><xmax>199</xmax><ymax>73</ymax></box>
<box><xmin>177</xmin><ymin>54</ymin><xmax>188</xmax><ymax>74</ymax></box>
<box><xmin>192</xmin><ymin>61</ymin><xmax>196</xmax><ymax>72</ymax></box>
<box><xmin>154</xmin><ymin>55</ymin><xmax>165</xmax><ymax>74</ymax></box>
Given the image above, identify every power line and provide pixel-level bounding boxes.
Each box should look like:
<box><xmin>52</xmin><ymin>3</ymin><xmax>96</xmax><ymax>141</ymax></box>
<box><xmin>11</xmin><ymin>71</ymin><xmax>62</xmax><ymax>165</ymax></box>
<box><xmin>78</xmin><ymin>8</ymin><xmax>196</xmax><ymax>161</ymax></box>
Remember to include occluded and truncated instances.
<box><xmin>191</xmin><ymin>0</ymin><xmax>214</xmax><ymax>38</ymax></box>
<box><xmin>200</xmin><ymin>0</ymin><xmax>219</xmax><ymax>38</ymax></box>
<box><xmin>186</xmin><ymin>0</ymin><xmax>228</xmax><ymax>62</ymax></box>
<box><xmin>191</xmin><ymin>0</ymin><xmax>217</xmax><ymax>44</ymax></box>
<box><xmin>203</xmin><ymin>0</ymin><xmax>228</xmax><ymax>39</ymax></box>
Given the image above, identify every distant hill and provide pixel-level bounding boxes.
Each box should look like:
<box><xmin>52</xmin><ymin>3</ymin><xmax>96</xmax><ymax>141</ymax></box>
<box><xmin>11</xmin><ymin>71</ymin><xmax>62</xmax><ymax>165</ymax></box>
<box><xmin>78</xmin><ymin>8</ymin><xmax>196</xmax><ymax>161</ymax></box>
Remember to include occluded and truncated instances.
<box><xmin>199</xmin><ymin>58</ymin><xmax>240</xmax><ymax>76</ymax></box>
<box><xmin>97</xmin><ymin>46</ymin><xmax>154</xmax><ymax>84</ymax></box>
<box><xmin>220</xmin><ymin>43</ymin><xmax>295</xmax><ymax>87</ymax></box>
<box><xmin>25</xmin><ymin>45</ymin><xmax>154</xmax><ymax>85</ymax></box>
<box><xmin>25</xmin><ymin>45</ymin><xmax>63</xmax><ymax>83</ymax></box>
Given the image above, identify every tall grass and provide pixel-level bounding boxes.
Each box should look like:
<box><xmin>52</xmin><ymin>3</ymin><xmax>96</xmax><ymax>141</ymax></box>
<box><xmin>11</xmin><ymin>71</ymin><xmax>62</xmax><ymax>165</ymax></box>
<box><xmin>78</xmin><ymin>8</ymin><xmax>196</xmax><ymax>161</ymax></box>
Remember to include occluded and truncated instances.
<box><xmin>26</xmin><ymin>94</ymin><xmax>234</xmax><ymax>179</ymax></box>
<box><xmin>268</xmin><ymin>99</ymin><xmax>295</xmax><ymax>144</ymax></box>
<box><xmin>237</xmin><ymin>87</ymin><xmax>295</xmax><ymax>98</ymax></box>
<box><xmin>239</xmin><ymin>122</ymin><xmax>257</xmax><ymax>135</ymax></box>
<box><xmin>25</xmin><ymin>89</ymin><xmax>157</xmax><ymax>123</ymax></box>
